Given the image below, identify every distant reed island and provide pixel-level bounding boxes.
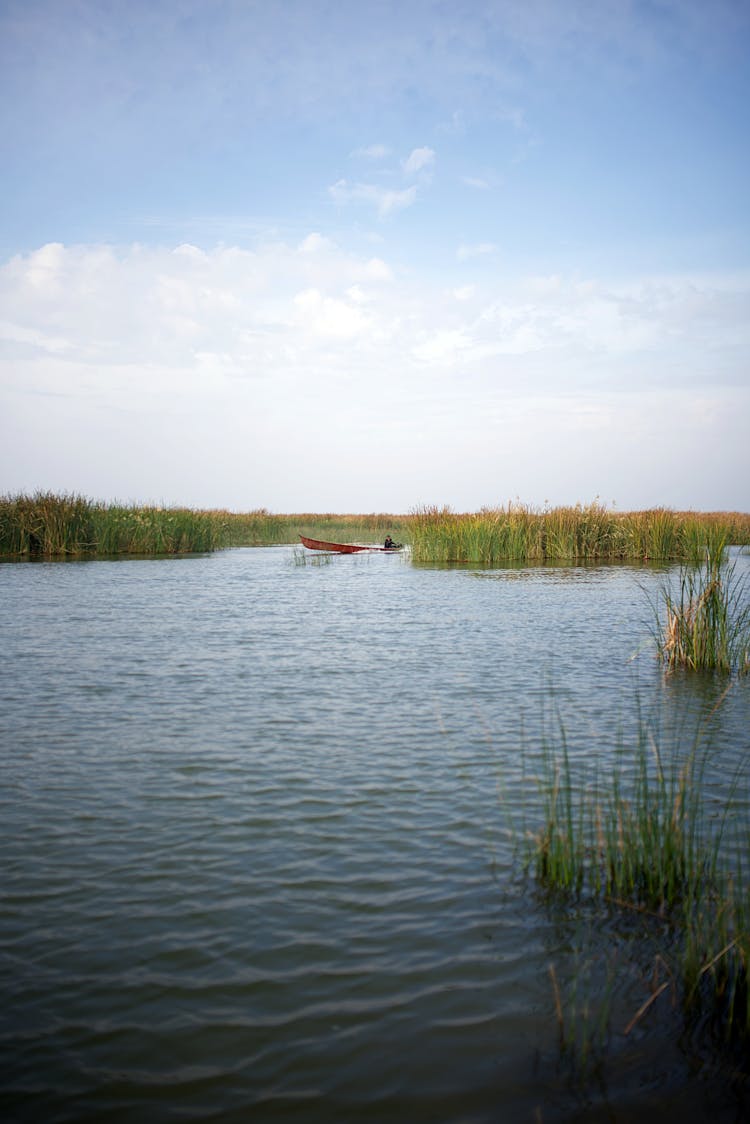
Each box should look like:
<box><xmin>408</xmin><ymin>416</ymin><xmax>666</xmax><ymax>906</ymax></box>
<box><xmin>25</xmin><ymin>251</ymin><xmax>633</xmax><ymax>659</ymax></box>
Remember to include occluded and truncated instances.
<box><xmin>1</xmin><ymin>492</ymin><xmax>749</xmax><ymax>562</ymax></box>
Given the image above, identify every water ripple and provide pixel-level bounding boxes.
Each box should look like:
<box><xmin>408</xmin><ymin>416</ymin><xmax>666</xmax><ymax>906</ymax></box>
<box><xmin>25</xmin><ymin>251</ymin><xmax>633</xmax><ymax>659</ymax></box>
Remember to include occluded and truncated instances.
<box><xmin>1</xmin><ymin>548</ymin><xmax>748</xmax><ymax>1121</ymax></box>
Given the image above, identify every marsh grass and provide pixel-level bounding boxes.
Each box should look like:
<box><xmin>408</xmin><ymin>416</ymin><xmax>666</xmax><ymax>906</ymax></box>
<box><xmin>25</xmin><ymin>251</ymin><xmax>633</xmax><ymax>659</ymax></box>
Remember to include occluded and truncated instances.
<box><xmin>528</xmin><ymin>715</ymin><xmax>750</xmax><ymax>1052</ymax></box>
<box><xmin>0</xmin><ymin>492</ymin><xmax>224</xmax><ymax>556</ymax></box>
<box><xmin>655</xmin><ymin>542</ymin><xmax>750</xmax><ymax>673</ymax></box>
<box><xmin>410</xmin><ymin>503</ymin><xmax>748</xmax><ymax>565</ymax></box>
<box><xmin>3</xmin><ymin>494</ymin><xmax>748</xmax><ymax>561</ymax></box>
<box><xmin>0</xmin><ymin>493</ymin><xmax>414</xmax><ymax>557</ymax></box>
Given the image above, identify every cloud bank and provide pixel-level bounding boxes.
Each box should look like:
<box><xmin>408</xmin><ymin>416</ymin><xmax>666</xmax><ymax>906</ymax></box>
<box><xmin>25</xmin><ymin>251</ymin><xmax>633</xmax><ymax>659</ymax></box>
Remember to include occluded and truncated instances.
<box><xmin>1</xmin><ymin>238</ymin><xmax>748</xmax><ymax>510</ymax></box>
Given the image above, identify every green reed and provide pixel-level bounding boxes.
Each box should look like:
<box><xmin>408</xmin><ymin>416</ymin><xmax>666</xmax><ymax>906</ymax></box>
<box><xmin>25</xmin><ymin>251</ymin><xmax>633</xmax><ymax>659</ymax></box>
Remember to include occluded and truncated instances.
<box><xmin>0</xmin><ymin>494</ymin><xmax>414</xmax><ymax>556</ymax></box>
<box><xmin>410</xmin><ymin>503</ymin><xmax>744</xmax><ymax>564</ymax></box>
<box><xmin>528</xmin><ymin>717</ymin><xmax>750</xmax><ymax>1046</ymax></box>
<box><xmin>531</xmin><ymin>725</ymin><xmax>712</xmax><ymax>912</ymax></box>
<box><xmin>655</xmin><ymin>541</ymin><xmax>750</xmax><ymax>673</ymax></box>
<box><xmin>4</xmin><ymin>494</ymin><xmax>747</xmax><ymax>561</ymax></box>
<box><xmin>0</xmin><ymin>493</ymin><xmax>225</xmax><ymax>556</ymax></box>
<box><xmin>217</xmin><ymin>508</ymin><xmax>290</xmax><ymax>545</ymax></box>
<box><xmin>92</xmin><ymin>504</ymin><xmax>224</xmax><ymax>554</ymax></box>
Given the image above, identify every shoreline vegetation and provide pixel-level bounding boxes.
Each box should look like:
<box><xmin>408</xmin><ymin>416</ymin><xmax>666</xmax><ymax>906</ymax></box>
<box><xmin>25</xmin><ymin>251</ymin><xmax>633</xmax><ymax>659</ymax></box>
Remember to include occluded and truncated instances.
<box><xmin>1</xmin><ymin>493</ymin><xmax>749</xmax><ymax>560</ymax></box>
<box><xmin>410</xmin><ymin>503</ymin><xmax>750</xmax><ymax>565</ymax></box>
<box><xmin>0</xmin><ymin>493</ymin><xmax>411</xmax><ymax>557</ymax></box>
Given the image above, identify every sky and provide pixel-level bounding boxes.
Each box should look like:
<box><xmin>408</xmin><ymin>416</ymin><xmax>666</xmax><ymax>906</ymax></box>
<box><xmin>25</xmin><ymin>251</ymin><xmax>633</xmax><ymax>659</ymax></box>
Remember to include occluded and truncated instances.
<box><xmin>1</xmin><ymin>0</ymin><xmax>749</xmax><ymax>513</ymax></box>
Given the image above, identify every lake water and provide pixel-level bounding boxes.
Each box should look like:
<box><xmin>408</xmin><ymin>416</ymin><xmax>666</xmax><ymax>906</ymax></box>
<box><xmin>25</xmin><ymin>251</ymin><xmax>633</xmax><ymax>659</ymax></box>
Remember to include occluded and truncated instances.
<box><xmin>1</xmin><ymin>546</ymin><xmax>749</xmax><ymax>1122</ymax></box>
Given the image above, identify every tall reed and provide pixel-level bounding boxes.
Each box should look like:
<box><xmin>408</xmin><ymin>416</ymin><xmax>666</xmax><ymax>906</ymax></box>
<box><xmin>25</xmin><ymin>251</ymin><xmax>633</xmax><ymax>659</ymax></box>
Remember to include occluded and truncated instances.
<box><xmin>0</xmin><ymin>494</ymin><xmax>415</xmax><ymax>556</ymax></box>
<box><xmin>656</xmin><ymin>541</ymin><xmax>750</xmax><ymax>673</ymax></box>
<box><xmin>0</xmin><ymin>493</ymin><xmax>225</xmax><ymax>556</ymax></box>
<box><xmin>3</xmin><ymin>494</ymin><xmax>748</xmax><ymax>560</ymax></box>
<box><xmin>410</xmin><ymin>503</ymin><xmax>744</xmax><ymax>565</ymax></box>
<box><xmin>529</xmin><ymin>715</ymin><xmax>750</xmax><ymax>1045</ymax></box>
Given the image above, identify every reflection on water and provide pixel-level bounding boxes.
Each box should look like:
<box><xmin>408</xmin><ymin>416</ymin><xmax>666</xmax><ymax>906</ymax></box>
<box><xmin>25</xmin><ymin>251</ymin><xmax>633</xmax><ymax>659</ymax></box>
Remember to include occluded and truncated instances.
<box><xmin>0</xmin><ymin>547</ymin><xmax>748</xmax><ymax>1122</ymax></box>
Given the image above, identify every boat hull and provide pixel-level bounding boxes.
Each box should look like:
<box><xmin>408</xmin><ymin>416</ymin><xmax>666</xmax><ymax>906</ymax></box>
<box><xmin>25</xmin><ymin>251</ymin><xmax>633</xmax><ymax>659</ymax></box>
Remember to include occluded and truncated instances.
<box><xmin>299</xmin><ymin>535</ymin><xmax>401</xmax><ymax>554</ymax></box>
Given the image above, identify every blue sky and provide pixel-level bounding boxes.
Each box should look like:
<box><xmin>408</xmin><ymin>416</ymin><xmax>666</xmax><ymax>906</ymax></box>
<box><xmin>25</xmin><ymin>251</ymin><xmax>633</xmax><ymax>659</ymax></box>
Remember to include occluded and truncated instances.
<box><xmin>1</xmin><ymin>0</ymin><xmax>749</xmax><ymax>512</ymax></box>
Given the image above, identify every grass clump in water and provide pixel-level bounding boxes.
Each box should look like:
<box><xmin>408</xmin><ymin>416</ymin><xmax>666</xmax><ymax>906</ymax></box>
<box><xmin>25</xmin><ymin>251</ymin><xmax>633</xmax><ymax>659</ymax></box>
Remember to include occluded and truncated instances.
<box><xmin>656</xmin><ymin>540</ymin><xmax>750</xmax><ymax>673</ymax></box>
<box><xmin>529</xmin><ymin>716</ymin><xmax>750</xmax><ymax>1049</ymax></box>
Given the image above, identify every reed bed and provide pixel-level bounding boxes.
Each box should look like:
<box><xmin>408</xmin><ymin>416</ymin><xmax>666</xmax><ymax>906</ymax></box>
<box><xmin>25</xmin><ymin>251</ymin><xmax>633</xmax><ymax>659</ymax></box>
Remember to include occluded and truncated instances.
<box><xmin>3</xmin><ymin>494</ymin><xmax>748</xmax><ymax>560</ymax></box>
<box><xmin>410</xmin><ymin>503</ymin><xmax>749</xmax><ymax>565</ymax></box>
<box><xmin>0</xmin><ymin>493</ymin><xmax>224</xmax><ymax>556</ymax></box>
<box><xmin>0</xmin><ymin>494</ymin><xmax>412</xmax><ymax>556</ymax></box>
<box><xmin>529</xmin><ymin>719</ymin><xmax>750</xmax><ymax>1049</ymax></box>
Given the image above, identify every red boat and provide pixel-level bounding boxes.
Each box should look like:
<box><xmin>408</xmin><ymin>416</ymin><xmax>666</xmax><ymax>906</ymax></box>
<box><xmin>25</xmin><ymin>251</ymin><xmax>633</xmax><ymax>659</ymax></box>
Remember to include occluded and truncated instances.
<box><xmin>299</xmin><ymin>535</ymin><xmax>402</xmax><ymax>553</ymax></box>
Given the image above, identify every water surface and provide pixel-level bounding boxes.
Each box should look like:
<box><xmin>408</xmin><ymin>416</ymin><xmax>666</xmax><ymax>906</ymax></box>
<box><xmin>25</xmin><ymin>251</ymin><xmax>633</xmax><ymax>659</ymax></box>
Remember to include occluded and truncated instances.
<box><xmin>1</xmin><ymin>548</ymin><xmax>748</xmax><ymax>1121</ymax></box>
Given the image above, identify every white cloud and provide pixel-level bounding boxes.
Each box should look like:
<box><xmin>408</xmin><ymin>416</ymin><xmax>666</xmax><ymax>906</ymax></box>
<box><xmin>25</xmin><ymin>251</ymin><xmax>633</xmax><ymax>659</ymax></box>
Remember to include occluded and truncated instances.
<box><xmin>22</xmin><ymin>241</ymin><xmax>68</xmax><ymax>291</ymax></box>
<box><xmin>364</xmin><ymin>257</ymin><xmax>393</xmax><ymax>281</ymax></box>
<box><xmin>328</xmin><ymin>145</ymin><xmax>434</xmax><ymax>219</ymax></box>
<box><xmin>3</xmin><ymin>245</ymin><xmax>747</xmax><ymax>383</ymax></box>
<box><xmin>2</xmin><ymin>242</ymin><xmax>748</xmax><ymax>510</ymax></box>
<box><xmin>173</xmin><ymin>243</ymin><xmax>207</xmax><ymax>261</ymax></box>
<box><xmin>402</xmin><ymin>146</ymin><xmax>435</xmax><ymax>176</ymax></box>
<box><xmin>328</xmin><ymin>179</ymin><xmax>418</xmax><ymax>217</ymax></box>
<box><xmin>0</xmin><ymin>318</ymin><xmax>73</xmax><ymax>354</ymax></box>
<box><xmin>461</xmin><ymin>176</ymin><xmax>490</xmax><ymax>190</ymax></box>
<box><xmin>293</xmin><ymin>288</ymin><xmax>369</xmax><ymax>338</ymax></box>
<box><xmin>457</xmin><ymin>242</ymin><xmax>497</xmax><ymax>260</ymax></box>
<box><xmin>0</xmin><ymin>239</ymin><xmax>398</xmax><ymax>377</ymax></box>
<box><xmin>297</xmin><ymin>232</ymin><xmax>334</xmax><ymax>253</ymax></box>
<box><xmin>412</xmin><ymin>328</ymin><xmax>473</xmax><ymax>363</ymax></box>
<box><xmin>526</xmin><ymin>274</ymin><xmax>562</xmax><ymax>295</ymax></box>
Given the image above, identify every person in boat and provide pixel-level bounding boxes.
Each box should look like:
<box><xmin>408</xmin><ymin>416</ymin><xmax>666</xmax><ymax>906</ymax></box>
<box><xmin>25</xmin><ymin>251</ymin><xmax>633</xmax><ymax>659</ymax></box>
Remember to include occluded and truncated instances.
<box><xmin>384</xmin><ymin>535</ymin><xmax>396</xmax><ymax>549</ymax></box>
